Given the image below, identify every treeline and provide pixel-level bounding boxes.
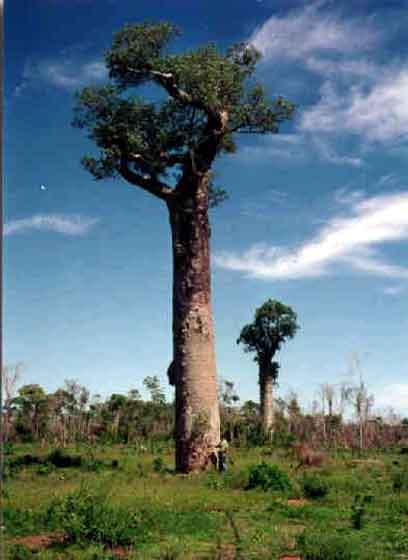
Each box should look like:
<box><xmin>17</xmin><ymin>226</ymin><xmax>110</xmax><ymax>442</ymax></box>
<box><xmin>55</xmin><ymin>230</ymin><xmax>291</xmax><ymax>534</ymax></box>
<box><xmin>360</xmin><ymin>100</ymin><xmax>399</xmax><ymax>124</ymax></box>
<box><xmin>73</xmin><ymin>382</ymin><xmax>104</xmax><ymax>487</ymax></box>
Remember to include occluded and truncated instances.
<box><xmin>3</xmin><ymin>365</ymin><xmax>408</xmax><ymax>451</ymax></box>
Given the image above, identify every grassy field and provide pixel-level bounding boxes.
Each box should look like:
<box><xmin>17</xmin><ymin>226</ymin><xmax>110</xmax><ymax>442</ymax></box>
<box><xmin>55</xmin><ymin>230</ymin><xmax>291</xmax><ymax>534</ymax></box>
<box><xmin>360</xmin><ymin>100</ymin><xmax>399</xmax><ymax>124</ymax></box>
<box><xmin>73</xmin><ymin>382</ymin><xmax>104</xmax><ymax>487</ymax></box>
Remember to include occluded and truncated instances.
<box><xmin>4</xmin><ymin>443</ymin><xmax>408</xmax><ymax>559</ymax></box>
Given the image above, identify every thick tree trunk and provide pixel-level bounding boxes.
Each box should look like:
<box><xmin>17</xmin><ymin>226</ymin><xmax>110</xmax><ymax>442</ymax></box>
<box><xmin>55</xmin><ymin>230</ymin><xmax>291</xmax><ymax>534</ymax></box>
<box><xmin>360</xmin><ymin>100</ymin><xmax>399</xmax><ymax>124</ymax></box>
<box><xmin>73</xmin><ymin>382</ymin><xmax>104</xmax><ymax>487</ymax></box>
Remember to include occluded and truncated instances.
<box><xmin>259</xmin><ymin>362</ymin><xmax>274</xmax><ymax>437</ymax></box>
<box><xmin>168</xmin><ymin>172</ymin><xmax>220</xmax><ymax>473</ymax></box>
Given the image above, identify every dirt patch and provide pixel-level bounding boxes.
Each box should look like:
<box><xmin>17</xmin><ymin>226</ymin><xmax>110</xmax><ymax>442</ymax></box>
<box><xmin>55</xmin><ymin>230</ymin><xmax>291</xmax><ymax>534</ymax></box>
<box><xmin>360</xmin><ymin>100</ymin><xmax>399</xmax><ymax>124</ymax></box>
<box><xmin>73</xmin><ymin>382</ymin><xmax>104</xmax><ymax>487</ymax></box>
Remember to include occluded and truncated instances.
<box><xmin>11</xmin><ymin>533</ymin><xmax>66</xmax><ymax>551</ymax></box>
<box><xmin>216</xmin><ymin>544</ymin><xmax>237</xmax><ymax>560</ymax></box>
<box><xmin>280</xmin><ymin>556</ymin><xmax>302</xmax><ymax>560</ymax></box>
<box><xmin>287</xmin><ymin>499</ymin><xmax>308</xmax><ymax>507</ymax></box>
<box><xmin>108</xmin><ymin>546</ymin><xmax>133</xmax><ymax>558</ymax></box>
<box><xmin>11</xmin><ymin>536</ymin><xmax>133</xmax><ymax>558</ymax></box>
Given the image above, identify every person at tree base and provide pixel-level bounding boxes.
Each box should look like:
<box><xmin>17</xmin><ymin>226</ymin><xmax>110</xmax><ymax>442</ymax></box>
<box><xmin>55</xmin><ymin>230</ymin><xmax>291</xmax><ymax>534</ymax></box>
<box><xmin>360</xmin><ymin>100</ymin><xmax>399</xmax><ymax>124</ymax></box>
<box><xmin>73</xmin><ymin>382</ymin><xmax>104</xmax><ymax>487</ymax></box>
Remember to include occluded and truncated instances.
<box><xmin>217</xmin><ymin>437</ymin><xmax>229</xmax><ymax>472</ymax></box>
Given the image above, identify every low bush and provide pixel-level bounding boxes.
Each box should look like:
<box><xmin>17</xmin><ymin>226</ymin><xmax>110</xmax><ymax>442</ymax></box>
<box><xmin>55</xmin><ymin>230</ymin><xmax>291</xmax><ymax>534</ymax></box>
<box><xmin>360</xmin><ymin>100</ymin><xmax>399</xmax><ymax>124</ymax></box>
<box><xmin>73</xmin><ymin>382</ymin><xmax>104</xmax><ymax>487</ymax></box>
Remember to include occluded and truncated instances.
<box><xmin>47</xmin><ymin>448</ymin><xmax>82</xmax><ymax>468</ymax></box>
<box><xmin>246</xmin><ymin>462</ymin><xmax>292</xmax><ymax>493</ymax></box>
<box><xmin>391</xmin><ymin>468</ymin><xmax>408</xmax><ymax>493</ymax></box>
<box><xmin>7</xmin><ymin>544</ymin><xmax>32</xmax><ymax>560</ymax></box>
<box><xmin>152</xmin><ymin>457</ymin><xmax>165</xmax><ymax>473</ymax></box>
<box><xmin>301</xmin><ymin>474</ymin><xmax>329</xmax><ymax>499</ymax></box>
<box><xmin>351</xmin><ymin>494</ymin><xmax>373</xmax><ymax>530</ymax></box>
<box><xmin>46</xmin><ymin>487</ymin><xmax>140</xmax><ymax>546</ymax></box>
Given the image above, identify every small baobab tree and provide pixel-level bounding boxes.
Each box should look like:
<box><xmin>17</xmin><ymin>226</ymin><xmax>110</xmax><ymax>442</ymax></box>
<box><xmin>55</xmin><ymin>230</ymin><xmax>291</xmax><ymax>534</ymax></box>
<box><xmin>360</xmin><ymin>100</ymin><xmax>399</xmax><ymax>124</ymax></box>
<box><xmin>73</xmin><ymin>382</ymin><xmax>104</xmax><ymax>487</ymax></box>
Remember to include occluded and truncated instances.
<box><xmin>237</xmin><ymin>299</ymin><xmax>299</xmax><ymax>437</ymax></box>
<box><xmin>73</xmin><ymin>22</ymin><xmax>294</xmax><ymax>471</ymax></box>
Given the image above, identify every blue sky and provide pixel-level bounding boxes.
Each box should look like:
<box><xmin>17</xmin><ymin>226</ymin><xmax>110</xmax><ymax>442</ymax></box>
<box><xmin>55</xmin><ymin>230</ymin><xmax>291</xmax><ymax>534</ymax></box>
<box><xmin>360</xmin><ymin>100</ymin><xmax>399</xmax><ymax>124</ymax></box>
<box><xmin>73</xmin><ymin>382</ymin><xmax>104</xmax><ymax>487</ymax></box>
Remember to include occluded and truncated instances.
<box><xmin>4</xmin><ymin>0</ymin><xmax>408</xmax><ymax>415</ymax></box>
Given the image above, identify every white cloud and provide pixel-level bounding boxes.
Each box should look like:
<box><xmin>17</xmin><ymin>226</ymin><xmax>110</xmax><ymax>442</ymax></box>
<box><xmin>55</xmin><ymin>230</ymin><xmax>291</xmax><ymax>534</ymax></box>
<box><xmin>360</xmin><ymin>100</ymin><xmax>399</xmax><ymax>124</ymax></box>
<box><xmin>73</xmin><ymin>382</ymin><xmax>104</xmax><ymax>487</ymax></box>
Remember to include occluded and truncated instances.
<box><xmin>4</xmin><ymin>214</ymin><xmax>99</xmax><ymax>237</ymax></box>
<box><xmin>250</xmin><ymin>3</ymin><xmax>378</xmax><ymax>62</ymax></box>
<box><xmin>301</xmin><ymin>69</ymin><xmax>408</xmax><ymax>143</ymax></box>
<box><xmin>311</xmin><ymin>136</ymin><xmax>363</xmax><ymax>167</ymax></box>
<box><xmin>214</xmin><ymin>191</ymin><xmax>408</xmax><ymax>280</ymax></box>
<box><xmin>305</xmin><ymin>57</ymin><xmax>378</xmax><ymax>81</ymax></box>
<box><xmin>15</xmin><ymin>57</ymin><xmax>107</xmax><ymax>94</ymax></box>
<box><xmin>235</xmin><ymin>132</ymin><xmax>363</xmax><ymax>168</ymax></box>
<box><xmin>250</xmin><ymin>4</ymin><xmax>408</xmax><ymax>149</ymax></box>
<box><xmin>333</xmin><ymin>188</ymin><xmax>366</xmax><ymax>206</ymax></box>
<box><xmin>382</xmin><ymin>285</ymin><xmax>405</xmax><ymax>296</ymax></box>
<box><xmin>375</xmin><ymin>383</ymin><xmax>408</xmax><ymax>415</ymax></box>
<box><xmin>236</xmin><ymin>134</ymin><xmax>306</xmax><ymax>164</ymax></box>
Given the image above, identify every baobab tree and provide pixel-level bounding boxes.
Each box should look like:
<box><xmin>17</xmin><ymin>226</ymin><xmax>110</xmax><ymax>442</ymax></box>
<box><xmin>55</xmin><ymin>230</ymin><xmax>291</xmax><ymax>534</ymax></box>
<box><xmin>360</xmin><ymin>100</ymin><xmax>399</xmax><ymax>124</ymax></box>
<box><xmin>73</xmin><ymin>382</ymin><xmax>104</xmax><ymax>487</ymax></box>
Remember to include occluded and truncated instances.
<box><xmin>73</xmin><ymin>23</ymin><xmax>294</xmax><ymax>472</ymax></box>
<box><xmin>238</xmin><ymin>299</ymin><xmax>299</xmax><ymax>437</ymax></box>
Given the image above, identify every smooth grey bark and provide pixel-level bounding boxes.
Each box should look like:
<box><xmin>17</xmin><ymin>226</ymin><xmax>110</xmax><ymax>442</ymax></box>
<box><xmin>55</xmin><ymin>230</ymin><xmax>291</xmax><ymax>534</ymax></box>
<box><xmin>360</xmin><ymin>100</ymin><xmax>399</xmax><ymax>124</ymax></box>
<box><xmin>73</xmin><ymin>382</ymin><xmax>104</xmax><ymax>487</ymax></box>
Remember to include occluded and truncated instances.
<box><xmin>168</xmin><ymin>171</ymin><xmax>220</xmax><ymax>472</ymax></box>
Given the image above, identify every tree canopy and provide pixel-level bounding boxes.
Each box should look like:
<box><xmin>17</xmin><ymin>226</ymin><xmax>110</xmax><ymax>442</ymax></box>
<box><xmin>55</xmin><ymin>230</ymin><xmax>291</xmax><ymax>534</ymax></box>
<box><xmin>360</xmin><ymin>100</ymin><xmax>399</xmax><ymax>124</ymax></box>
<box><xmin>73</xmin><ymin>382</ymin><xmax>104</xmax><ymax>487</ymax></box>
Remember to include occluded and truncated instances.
<box><xmin>237</xmin><ymin>299</ymin><xmax>299</xmax><ymax>367</ymax></box>
<box><xmin>73</xmin><ymin>22</ymin><xmax>295</xmax><ymax>201</ymax></box>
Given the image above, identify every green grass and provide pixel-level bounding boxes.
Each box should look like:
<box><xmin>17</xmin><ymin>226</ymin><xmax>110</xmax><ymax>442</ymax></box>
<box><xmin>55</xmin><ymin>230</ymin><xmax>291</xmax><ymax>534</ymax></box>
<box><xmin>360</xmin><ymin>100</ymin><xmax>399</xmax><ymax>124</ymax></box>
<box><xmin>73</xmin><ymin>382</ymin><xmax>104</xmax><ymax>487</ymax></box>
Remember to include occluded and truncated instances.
<box><xmin>4</xmin><ymin>444</ymin><xmax>408</xmax><ymax>559</ymax></box>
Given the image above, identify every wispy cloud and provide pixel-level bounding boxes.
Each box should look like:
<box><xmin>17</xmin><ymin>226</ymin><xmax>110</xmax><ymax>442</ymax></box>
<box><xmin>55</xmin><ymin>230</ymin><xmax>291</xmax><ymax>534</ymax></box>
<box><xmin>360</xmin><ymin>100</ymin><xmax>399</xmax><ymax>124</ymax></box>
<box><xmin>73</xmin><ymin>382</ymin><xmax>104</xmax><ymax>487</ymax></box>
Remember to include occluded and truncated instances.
<box><xmin>235</xmin><ymin>132</ymin><xmax>362</xmax><ymax>168</ymax></box>
<box><xmin>251</xmin><ymin>3</ymin><xmax>378</xmax><ymax>62</ymax></box>
<box><xmin>214</xmin><ymin>191</ymin><xmax>408</xmax><ymax>280</ymax></box>
<box><xmin>382</xmin><ymin>285</ymin><xmax>405</xmax><ymax>296</ymax></box>
<box><xmin>300</xmin><ymin>69</ymin><xmax>408</xmax><ymax>143</ymax></box>
<box><xmin>4</xmin><ymin>214</ymin><xmax>99</xmax><ymax>237</ymax></box>
<box><xmin>250</xmin><ymin>3</ymin><xmax>408</xmax><ymax>153</ymax></box>
<box><xmin>15</xmin><ymin>56</ymin><xmax>107</xmax><ymax>95</ymax></box>
<box><xmin>236</xmin><ymin>134</ymin><xmax>306</xmax><ymax>164</ymax></box>
<box><xmin>375</xmin><ymin>383</ymin><xmax>408</xmax><ymax>414</ymax></box>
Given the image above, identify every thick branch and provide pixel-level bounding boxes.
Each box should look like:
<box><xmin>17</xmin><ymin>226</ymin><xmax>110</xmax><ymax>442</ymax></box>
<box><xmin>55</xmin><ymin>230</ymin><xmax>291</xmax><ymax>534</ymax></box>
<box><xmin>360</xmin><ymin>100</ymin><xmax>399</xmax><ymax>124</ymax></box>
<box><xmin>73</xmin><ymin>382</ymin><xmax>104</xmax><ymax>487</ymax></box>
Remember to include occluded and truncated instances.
<box><xmin>149</xmin><ymin>70</ymin><xmax>209</xmax><ymax>114</ymax></box>
<box><xmin>119</xmin><ymin>156</ymin><xmax>174</xmax><ymax>201</ymax></box>
<box><xmin>129</xmin><ymin>152</ymin><xmax>186</xmax><ymax>169</ymax></box>
<box><xmin>126</xmin><ymin>66</ymin><xmax>210</xmax><ymax>115</ymax></box>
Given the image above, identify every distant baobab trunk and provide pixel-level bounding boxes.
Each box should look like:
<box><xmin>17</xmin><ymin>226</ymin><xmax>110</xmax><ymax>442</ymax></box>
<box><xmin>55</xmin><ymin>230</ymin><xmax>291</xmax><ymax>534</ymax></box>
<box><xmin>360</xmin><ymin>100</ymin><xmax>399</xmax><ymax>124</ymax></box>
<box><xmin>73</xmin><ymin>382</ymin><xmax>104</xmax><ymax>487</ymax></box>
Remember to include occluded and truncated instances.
<box><xmin>237</xmin><ymin>300</ymin><xmax>298</xmax><ymax>440</ymax></box>
<box><xmin>259</xmin><ymin>360</ymin><xmax>275</xmax><ymax>437</ymax></box>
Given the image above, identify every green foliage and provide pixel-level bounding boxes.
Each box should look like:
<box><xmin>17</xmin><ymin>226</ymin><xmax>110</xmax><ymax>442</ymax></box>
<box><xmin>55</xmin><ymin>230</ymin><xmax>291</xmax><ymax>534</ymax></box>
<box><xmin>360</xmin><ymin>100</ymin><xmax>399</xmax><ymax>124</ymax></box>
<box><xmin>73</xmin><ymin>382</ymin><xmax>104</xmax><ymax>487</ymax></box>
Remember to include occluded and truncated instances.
<box><xmin>12</xmin><ymin>384</ymin><xmax>50</xmax><ymax>441</ymax></box>
<box><xmin>143</xmin><ymin>376</ymin><xmax>166</xmax><ymax>405</ymax></box>
<box><xmin>37</xmin><ymin>463</ymin><xmax>55</xmax><ymax>476</ymax></box>
<box><xmin>237</xmin><ymin>299</ymin><xmax>299</xmax><ymax>368</ymax></box>
<box><xmin>4</xmin><ymin>505</ymin><xmax>45</xmax><ymax>537</ymax></box>
<box><xmin>5</xmin><ymin>444</ymin><xmax>408</xmax><ymax>558</ymax></box>
<box><xmin>246</xmin><ymin>462</ymin><xmax>292</xmax><ymax>493</ymax></box>
<box><xmin>47</xmin><ymin>448</ymin><xmax>82</xmax><ymax>468</ymax></box>
<box><xmin>7</xmin><ymin>544</ymin><xmax>32</xmax><ymax>560</ymax></box>
<box><xmin>351</xmin><ymin>494</ymin><xmax>373</xmax><ymax>530</ymax></box>
<box><xmin>46</xmin><ymin>487</ymin><xmax>140</xmax><ymax>546</ymax></box>
<box><xmin>205</xmin><ymin>472</ymin><xmax>226</xmax><ymax>490</ymax></box>
<box><xmin>73</xmin><ymin>21</ymin><xmax>294</xmax><ymax>194</ymax></box>
<box><xmin>301</xmin><ymin>474</ymin><xmax>330</xmax><ymax>500</ymax></box>
<box><xmin>152</xmin><ymin>457</ymin><xmax>165</xmax><ymax>473</ymax></box>
<box><xmin>391</xmin><ymin>467</ymin><xmax>408</xmax><ymax>493</ymax></box>
<box><xmin>297</xmin><ymin>531</ymin><xmax>363</xmax><ymax>560</ymax></box>
<box><xmin>271</xmin><ymin>427</ymin><xmax>296</xmax><ymax>449</ymax></box>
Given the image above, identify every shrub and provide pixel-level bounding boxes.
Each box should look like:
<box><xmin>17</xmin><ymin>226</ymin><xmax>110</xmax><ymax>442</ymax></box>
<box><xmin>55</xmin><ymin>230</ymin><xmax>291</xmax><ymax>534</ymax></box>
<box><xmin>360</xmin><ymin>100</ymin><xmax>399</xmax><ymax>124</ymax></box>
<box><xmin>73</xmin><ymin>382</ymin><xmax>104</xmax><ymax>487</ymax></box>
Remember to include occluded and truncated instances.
<box><xmin>391</xmin><ymin>468</ymin><xmax>408</xmax><ymax>493</ymax></box>
<box><xmin>272</xmin><ymin>428</ymin><xmax>296</xmax><ymax>449</ymax></box>
<box><xmin>13</xmin><ymin>454</ymin><xmax>43</xmax><ymax>467</ymax></box>
<box><xmin>301</xmin><ymin>474</ymin><xmax>329</xmax><ymax>500</ymax></box>
<box><xmin>8</xmin><ymin>544</ymin><xmax>31</xmax><ymax>560</ymax></box>
<box><xmin>247</xmin><ymin>462</ymin><xmax>292</xmax><ymax>493</ymax></box>
<box><xmin>46</xmin><ymin>487</ymin><xmax>140</xmax><ymax>546</ymax></box>
<box><xmin>47</xmin><ymin>448</ymin><xmax>82</xmax><ymax>468</ymax></box>
<box><xmin>351</xmin><ymin>494</ymin><xmax>373</xmax><ymax>530</ymax></box>
<box><xmin>153</xmin><ymin>457</ymin><xmax>165</xmax><ymax>473</ymax></box>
